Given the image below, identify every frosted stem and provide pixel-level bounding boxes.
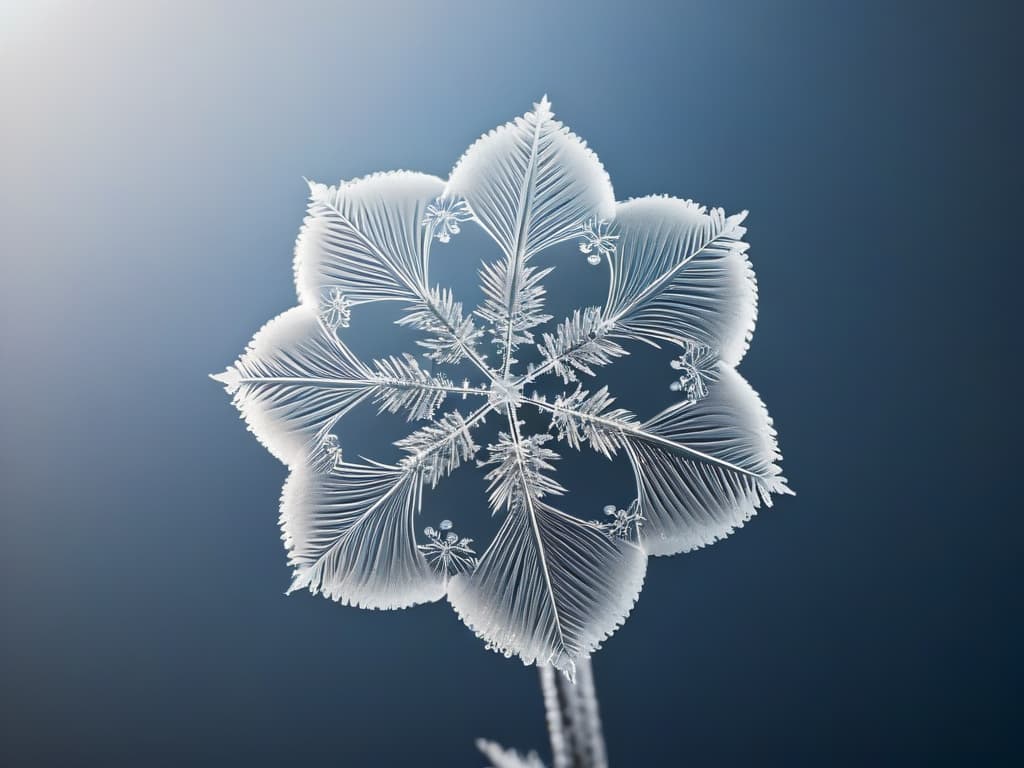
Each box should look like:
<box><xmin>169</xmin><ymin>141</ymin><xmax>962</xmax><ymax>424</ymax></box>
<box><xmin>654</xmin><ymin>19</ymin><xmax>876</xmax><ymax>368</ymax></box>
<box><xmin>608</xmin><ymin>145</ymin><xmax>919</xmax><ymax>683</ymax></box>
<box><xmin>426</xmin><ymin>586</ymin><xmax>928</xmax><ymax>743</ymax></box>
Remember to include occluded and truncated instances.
<box><xmin>539</xmin><ymin>657</ymin><xmax>608</xmax><ymax>768</ymax></box>
<box><xmin>540</xmin><ymin>665</ymin><xmax>570</xmax><ymax>768</ymax></box>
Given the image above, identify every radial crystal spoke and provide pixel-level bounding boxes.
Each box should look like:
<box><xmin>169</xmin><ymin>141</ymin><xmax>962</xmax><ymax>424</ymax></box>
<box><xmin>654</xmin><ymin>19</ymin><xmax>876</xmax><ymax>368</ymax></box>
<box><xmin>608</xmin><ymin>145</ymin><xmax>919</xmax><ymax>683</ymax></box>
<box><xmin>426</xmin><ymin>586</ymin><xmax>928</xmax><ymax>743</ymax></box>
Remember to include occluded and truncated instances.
<box><xmin>524</xmin><ymin>394</ymin><xmax>763</xmax><ymax>480</ymax></box>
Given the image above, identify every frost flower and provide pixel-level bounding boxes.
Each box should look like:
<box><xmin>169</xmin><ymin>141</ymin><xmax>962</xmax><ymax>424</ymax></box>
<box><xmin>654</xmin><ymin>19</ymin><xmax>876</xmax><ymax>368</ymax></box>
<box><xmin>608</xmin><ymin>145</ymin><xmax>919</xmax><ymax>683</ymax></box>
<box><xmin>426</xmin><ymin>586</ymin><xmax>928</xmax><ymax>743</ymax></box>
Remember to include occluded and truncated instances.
<box><xmin>212</xmin><ymin>97</ymin><xmax>790</xmax><ymax>681</ymax></box>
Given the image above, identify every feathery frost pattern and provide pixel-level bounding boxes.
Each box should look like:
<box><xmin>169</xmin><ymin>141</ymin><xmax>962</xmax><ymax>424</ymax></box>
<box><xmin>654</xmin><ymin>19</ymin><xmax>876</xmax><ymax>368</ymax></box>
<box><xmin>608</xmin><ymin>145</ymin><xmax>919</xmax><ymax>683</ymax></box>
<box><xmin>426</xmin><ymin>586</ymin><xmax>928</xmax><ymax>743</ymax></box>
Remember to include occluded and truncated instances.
<box><xmin>213</xmin><ymin>97</ymin><xmax>790</xmax><ymax>680</ymax></box>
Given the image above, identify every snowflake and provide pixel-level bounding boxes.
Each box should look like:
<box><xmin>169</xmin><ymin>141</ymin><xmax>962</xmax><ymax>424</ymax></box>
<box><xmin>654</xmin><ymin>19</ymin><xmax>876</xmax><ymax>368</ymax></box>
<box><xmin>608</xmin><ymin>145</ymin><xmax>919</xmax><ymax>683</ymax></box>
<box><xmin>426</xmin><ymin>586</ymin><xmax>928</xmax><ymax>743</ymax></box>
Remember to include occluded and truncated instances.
<box><xmin>422</xmin><ymin>196</ymin><xmax>474</xmax><ymax>243</ymax></box>
<box><xmin>212</xmin><ymin>96</ymin><xmax>791</xmax><ymax>681</ymax></box>
<box><xmin>600</xmin><ymin>503</ymin><xmax>644</xmax><ymax>541</ymax></box>
<box><xmin>320</xmin><ymin>433</ymin><xmax>344</xmax><ymax>470</ymax></box>
<box><xmin>318</xmin><ymin>286</ymin><xmax>352</xmax><ymax>330</ymax></box>
<box><xmin>577</xmin><ymin>217</ymin><xmax>619</xmax><ymax>266</ymax></box>
<box><xmin>420</xmin><ymin>520</ymin><xmax>478</xmax><ymax>578</ymax></box>
<box><xmin>669</xmin><ymin>341</ymin><xmax>717</xmax><ymax>403</ymax></box>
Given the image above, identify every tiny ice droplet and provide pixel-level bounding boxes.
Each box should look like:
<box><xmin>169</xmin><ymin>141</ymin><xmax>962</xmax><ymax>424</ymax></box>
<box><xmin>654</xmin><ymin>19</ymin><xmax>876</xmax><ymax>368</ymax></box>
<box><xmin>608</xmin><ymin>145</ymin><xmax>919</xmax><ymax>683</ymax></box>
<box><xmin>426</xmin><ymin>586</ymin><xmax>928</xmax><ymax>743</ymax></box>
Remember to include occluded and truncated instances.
<box><xmin>603</xmin><ymin>504</ymin><xmax>617</xmax><ymax>515</ymax></box>
<box><xmin>669</xmin><ymin>381</ymin><xmax>682</xmax><ymax>392</ymax></box>
<box><xmin>586</xmin><ymin>253</ymin><xmax>601</xmax><ymax>266</ymax></box>
<box><xmin>439</xmin><ymin>519</ymin><xmax>453</xmax><ymax>531</ymax></box>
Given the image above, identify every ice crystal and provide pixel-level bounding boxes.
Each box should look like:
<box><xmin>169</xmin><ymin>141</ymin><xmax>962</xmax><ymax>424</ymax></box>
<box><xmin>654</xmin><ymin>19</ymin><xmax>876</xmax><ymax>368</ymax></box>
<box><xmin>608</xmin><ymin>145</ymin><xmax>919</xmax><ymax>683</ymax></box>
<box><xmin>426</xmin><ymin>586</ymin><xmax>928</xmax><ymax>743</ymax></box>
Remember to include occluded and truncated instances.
<box><xmin>669</xmin><ymin>342</ymin><xmax>717</xmax><ymax>403</ymax></box>
<box><xmin>578</xmin><ymin>218</ymin><xmax>618</xmax><ymax>266</ymax></box>
<box><xmin>420</xmin><ymin>523</ymin><xmax>478</xmax><ymax>578</ymax></box>
<box><xmin>318</xmin><ymin>286</ymin><xmax>352</xmax><ymax>330</ymax></box>
<box><xmin>397</xmin><ymin>285</ymin><xmax>484</xmax><ymax>365</ymax></box>
<box><xmin>600</xmin><ymin>503</ymin><xmax>644</xmax><ymax>541</ymax></box>
<box><xmin>536</xmin><ymin>307</ymin><xmax>625</xmax><ymax>385</ymax></box>
<box><xmin>422</xmin><ymin>196</ymin><xmax>473</xmax><ymax>243</ymax></box>
<box><xmin>213</xmin><ymin>97</ymin><xmax>791</xmax><ymax>680</ymax></box>
<box><xmin>487</xmin><ymin>375</ymin><xmax>524</xmax><ymax>409</ymax></box>
<box><xmin>320</xmin><ymin>433</ymin><xmax>344</xmax><ymax>471</ymax></box>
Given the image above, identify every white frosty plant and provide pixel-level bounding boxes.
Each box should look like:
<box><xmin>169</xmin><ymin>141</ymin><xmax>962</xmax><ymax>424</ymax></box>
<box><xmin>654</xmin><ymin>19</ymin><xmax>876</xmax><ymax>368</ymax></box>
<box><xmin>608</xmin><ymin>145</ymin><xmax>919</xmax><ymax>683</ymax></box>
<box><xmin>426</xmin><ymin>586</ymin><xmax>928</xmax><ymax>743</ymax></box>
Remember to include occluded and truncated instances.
<box><xmin>212</xmin><ymin>97</ymin><xmax>790</xmax><ymax>768</ymax></box>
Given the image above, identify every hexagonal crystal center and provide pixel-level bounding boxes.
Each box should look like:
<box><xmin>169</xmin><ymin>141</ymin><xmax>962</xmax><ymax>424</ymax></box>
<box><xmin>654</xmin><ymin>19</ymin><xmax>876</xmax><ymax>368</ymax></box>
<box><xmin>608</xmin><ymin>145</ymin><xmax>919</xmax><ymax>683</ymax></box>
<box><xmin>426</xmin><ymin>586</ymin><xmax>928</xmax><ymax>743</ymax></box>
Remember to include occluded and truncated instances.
<box><xmin>487</xmin><ymin>375</ymin><xmax>523</xmax><ymax>409</ymax></box>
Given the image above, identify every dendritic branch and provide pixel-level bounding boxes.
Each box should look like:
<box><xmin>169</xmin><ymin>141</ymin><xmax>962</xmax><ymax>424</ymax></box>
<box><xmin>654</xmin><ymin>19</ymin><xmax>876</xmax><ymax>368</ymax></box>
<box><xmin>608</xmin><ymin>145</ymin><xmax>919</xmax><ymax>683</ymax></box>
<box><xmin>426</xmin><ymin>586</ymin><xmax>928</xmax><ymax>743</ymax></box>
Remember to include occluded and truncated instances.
<box><xmin>526</xmin><ymin>392</ymin><xmax>765</xmax><ymax>479</ymax></box>
<box><xmin>529</xmin><ymin>307</ymin><xmax>626</xmax><ymax>386</ymax></box>
<box><xmin>506</xmin><ymin>404</ymin><xmax>572</xmax><ymax>664</ymax></box>
<box><xmin>397</xmin><ymin>403</ymin><xmax>491</xmax><ymax>486</ymax></box>
<box><xmin>498</xmin><ymin>103</ymin><xmax>549</xmax><ymax>379</ymax></box>
<box><xmin>371</xmin><ymin>354</ymin><xmax>489</xmax><ymax>421</ymax></box>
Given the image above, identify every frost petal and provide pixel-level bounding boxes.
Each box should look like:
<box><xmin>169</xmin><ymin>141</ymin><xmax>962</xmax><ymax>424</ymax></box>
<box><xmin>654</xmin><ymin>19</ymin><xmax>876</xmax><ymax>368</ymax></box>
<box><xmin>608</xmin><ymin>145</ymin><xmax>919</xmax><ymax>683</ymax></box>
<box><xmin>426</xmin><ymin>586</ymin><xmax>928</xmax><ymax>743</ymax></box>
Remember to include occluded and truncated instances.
<box><xmin>446</xmin><ymin>97</ymin><xmax>614</xmax><ymax>261</ymax></box>
<box><xmin>448</xmin><ymin>498</ymin><xmax>647</xmax><ymax>676</ymax></box>
<box><xmin>282</xmin><ymin>463</ymin><xmax>446</xmax><ymax>609</ymax></box>
<box><xmin>604</xmin><ymin>196</ymin><xmax>757</xmax><ymax>366</ymax></box>
<box><xmin>294</xmin><ymin>171</ymin><xmax>444</xmax><ymax>306</ymax></box>
<box><xmin>626</xmin><ymin>367</ymin><xmax>791</xmax><ymax>555</ymax></box>
<box><xmin>218</xmin><ymin>306</ymin><xmax>374</xmax><ymax>472</ymax></box>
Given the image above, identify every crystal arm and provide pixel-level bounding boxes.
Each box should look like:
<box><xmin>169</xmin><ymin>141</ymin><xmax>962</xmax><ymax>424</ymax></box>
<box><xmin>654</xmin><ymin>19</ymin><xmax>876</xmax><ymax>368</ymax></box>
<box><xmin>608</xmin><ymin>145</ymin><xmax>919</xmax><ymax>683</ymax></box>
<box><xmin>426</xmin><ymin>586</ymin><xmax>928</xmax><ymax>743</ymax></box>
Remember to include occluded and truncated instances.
<box><xmin>212</xmin><ymin>305</ymin><xmax>488</xmax><ymax>470</ymax></box>
<box><xmin>517</xmin><ymin>322</ymin><xmax>613</xmax><ymax>388</ymax></box>
<box><xmin>498</xmin><ymin>113</ymin><xmax>547</xmax><ymax>378</ymax></box>
<box><xmin>398</xmin><ymin>401</ymin><xmax>494</xmax><ymax>469</ymax></box>
<box><xmin>525</xmin><ymin>395</ymin><xmax>763</xmax><ymax>480</ymax></box>
<box><xmin>505</xmin><ymin>403</ymin><xmax>572</xmax><ymax>649</ymax></box>
<box><xmin>233</xmin><ymin>374</ymin><xmax>486</xmax><ymax>399</ymax></box>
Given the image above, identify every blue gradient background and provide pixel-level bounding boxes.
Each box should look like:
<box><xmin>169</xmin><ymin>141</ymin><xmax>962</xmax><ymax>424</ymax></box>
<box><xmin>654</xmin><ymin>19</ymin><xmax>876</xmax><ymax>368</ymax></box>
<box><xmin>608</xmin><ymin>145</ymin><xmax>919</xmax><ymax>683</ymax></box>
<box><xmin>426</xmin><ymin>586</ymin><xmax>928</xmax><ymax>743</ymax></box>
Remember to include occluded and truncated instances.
<box><xmin>1</xmin><ymin>1</ymin><xmax>1018</xmax><ymax>765</ymax></box>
